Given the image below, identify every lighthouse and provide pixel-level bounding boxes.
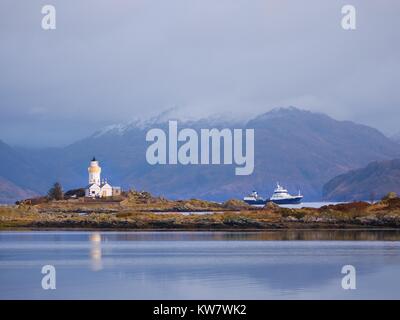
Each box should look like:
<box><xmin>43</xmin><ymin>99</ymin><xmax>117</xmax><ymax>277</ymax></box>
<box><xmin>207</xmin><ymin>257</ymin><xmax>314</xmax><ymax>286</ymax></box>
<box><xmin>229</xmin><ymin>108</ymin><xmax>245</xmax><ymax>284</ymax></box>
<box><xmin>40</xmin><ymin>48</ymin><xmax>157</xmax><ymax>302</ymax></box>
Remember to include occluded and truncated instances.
<box><xmin>85</xmin><ymin>157</ymin><xmax>121</xmax><ymax>198</ymax></box>
<box><xmin>88</xmin><ymin>157</ymin><xmax>101</xmax><ymax>185</ymax></box>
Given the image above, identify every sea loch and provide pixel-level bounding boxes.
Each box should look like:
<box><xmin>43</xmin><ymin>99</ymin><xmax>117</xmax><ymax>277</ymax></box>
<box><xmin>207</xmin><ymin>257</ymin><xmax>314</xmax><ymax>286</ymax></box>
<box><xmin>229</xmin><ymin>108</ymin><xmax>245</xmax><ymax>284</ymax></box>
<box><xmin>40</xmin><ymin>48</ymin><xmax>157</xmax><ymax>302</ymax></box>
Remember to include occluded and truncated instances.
<box><xmin>1</xmin><ymin>231</ymin><xmax>400</xmax><ymax>299</ymax></box>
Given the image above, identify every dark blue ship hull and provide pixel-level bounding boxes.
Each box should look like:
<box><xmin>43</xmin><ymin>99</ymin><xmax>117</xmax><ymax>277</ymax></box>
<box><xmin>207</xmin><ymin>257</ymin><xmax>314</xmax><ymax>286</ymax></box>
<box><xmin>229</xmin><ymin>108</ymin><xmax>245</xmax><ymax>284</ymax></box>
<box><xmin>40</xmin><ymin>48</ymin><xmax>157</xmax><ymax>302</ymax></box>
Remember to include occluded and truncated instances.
<box><xmin>243</xmin><ymin>199</ymin><xmax>266</xmax><ymax>205</ymax></box>
<box><xmin>268</xmin><ymin>196</ymin><xmax>303</xmax><ymax>205</ymax></box>
<box><xmin>244</xmin><ymin>196</ymin><xmax>303</xmax><ymax>205</ymax></box>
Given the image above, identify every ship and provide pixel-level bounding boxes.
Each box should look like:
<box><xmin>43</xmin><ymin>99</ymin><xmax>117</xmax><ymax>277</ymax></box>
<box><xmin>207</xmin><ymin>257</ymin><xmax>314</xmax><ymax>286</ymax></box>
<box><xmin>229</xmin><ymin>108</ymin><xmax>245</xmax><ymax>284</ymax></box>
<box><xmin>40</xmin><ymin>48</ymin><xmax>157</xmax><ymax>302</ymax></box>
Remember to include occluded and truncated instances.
<box><xmin>243</xmin><ymin>183</ymin><xmax>303</xmax><ymax>205</ymax></box>
<box><xmin>243</xmin><ymin>191</ymin><xmax>266</xmax><ymax>205</ymax></box>
<box><xmin>268</xmin><ymin>183</ymin><xmax>303</xmax><ymax>205</ymax></box>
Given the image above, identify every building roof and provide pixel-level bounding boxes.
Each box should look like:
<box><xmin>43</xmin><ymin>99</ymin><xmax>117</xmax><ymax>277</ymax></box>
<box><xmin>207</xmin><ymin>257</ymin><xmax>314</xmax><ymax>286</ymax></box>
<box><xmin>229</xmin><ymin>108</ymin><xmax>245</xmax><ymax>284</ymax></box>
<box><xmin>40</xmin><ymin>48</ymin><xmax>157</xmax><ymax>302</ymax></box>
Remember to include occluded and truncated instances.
<box><xmin>87</xmin><ymin>183</ymin><xmax>101</xmax><ymax>189</ymax></box>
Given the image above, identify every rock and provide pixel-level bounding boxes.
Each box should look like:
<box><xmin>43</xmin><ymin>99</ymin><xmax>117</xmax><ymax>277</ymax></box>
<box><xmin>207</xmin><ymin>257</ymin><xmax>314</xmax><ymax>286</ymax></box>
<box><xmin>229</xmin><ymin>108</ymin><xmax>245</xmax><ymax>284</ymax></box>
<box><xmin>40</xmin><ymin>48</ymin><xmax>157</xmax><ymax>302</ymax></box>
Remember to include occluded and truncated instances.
<box><xmin>381</xmin><ymin>192</ymin><xmax>398</xmax><ymax>201</ymax></box>
<box><xmin>321</xmin><ymin>201</ymin><xmax>370</xmax><ymax>212</ymax></box>
<box><xmin>221</xmin><ymin>199</ymin><xmax>250</xmax><ymax>210</ymax></box>
<box><xmin>356</xmin><ymin>215</ymin><xmax>379</xmax><ymax>224</ymax></box>
<box><xmin>263</xmin><ymin>201</ymin><xmax>280</xmax><ymax>211</ymax></box>
<box><xmin>386</xmin><ymin>197</ymin><xmax>400</xmax><ymax>209</ymax></box>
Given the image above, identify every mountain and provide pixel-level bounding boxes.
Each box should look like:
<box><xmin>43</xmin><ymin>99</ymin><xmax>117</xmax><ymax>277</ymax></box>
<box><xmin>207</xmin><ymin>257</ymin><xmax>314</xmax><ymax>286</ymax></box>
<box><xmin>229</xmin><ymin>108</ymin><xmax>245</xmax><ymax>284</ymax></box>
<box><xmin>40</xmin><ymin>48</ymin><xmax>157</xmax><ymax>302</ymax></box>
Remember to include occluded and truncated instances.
<box><xmin>0</xmin><ymin>176</ymin><xmax>37</xmax><ymax>204</ymax></box>
<box><xmin>391</xmin><ymin>132</ymin><xmax>400</xmax><ymax>144</ymax></box>
<box><xmin>322</xmin><ymin>159</ymin><xmax>400</xmax><ymax>201</ymax></box>
<box><xmin>3</xmin><ymin>107</ymin><xmax>400</xmax><ymax>203</ymax></box>
<box><xmin>0</xmin><ymin>140</ymin><xmax>40</xmax><ymax>203</ymax></box>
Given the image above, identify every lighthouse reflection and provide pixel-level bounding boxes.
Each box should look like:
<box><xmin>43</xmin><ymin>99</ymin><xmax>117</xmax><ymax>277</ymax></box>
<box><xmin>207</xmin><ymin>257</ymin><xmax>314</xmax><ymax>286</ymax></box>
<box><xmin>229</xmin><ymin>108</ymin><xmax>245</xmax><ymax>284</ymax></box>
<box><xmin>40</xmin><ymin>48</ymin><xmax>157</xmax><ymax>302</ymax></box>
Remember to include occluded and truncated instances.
<box><xmin>89</xmin><ymin>232</ymin><xmax>103</xmax><ymax>271</ymax></box>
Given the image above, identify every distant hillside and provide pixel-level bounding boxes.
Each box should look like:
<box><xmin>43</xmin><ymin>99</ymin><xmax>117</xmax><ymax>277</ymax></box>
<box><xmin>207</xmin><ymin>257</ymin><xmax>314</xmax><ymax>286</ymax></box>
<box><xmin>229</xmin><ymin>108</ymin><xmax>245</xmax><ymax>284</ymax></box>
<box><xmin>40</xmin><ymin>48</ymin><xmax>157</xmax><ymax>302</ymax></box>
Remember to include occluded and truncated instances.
<box><xmin>391</xmin><ymin>132</ymin><xmax>400</xmax><ymax>144</ymax></box>
<box><xmin>323</xmin><ymin>159</ymin><xmax>400</xmax><ymax>201</ymax></box>
<box><xmin>0</xmin><ymin>140</ymin><xmax>43</xmax><ymax>203</ymax></box>
<box><xmin>0</xmin><ymin>176</ymin><xmax>37</xmax><ymax>204</ymax></box>
<box><xmin>3</xmin><ymin>107</ymin><xmax>400</xmax><ymax>203</ymax></box>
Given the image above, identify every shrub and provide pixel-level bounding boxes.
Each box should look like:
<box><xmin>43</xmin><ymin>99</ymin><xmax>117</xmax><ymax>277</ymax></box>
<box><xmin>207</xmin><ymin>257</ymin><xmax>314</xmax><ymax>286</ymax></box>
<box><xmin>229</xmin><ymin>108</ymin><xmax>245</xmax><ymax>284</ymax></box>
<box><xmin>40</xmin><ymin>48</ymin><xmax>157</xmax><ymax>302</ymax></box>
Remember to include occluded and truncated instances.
<box><xmin>48</xmin><ymin>182</ymin><xmax>64</xmax><ymax>200</ymax></box>
<box><xmin>64</xmin><ymin>188</ymin><xmax>85</xmax><ymax>198</ymax></box>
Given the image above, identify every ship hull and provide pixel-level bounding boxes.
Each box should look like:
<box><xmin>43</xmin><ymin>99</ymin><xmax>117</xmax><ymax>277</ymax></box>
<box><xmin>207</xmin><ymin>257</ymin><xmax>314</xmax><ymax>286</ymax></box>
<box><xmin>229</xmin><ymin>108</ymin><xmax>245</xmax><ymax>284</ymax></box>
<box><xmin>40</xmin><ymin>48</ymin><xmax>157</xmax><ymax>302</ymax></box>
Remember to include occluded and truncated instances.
<box><xmin>244</xmin><ymin>197</ymin><xmax>303</xmax><ymax>205</ymax></box>
<box><xmin>243</xmin><ymin>199</ymin><xmax>267</xmax><ymax>205</ymax></box>
<box><xmin>269</xmin><ymin>196</ymin><xmax>303</xmax><ymax>205</ymax></box>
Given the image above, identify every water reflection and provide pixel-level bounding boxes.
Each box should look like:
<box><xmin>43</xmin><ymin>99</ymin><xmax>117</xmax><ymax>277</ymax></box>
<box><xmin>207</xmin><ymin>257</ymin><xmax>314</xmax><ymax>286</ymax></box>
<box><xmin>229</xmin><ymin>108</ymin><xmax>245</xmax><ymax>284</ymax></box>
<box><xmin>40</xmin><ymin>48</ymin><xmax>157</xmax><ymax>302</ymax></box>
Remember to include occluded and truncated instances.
<box><xmin>89</xmin><ymin>232</ymin><xmax>102</xmax><ymax>271</ymax></box>
<box><xmin>2</xmin><ymin>230</ymin><xmax>400</xmax><ymax>242</ymax></box>
<box><xmin>1</xmin><ymin>231</ymin><xmax>400</xmax><ymax>299</ymax></box>
<box><xmin>80</xmin><ymin>230</ymin><xmax>400</xmax><ymax>242</ymax></box>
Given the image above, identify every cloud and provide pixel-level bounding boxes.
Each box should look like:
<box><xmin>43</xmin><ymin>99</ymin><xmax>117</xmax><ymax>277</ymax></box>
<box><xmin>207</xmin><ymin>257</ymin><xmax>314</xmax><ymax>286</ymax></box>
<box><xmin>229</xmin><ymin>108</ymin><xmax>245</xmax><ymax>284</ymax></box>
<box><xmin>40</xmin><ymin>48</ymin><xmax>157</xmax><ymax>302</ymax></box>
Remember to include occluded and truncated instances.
<box><xmin>0</xmin><ymin>0</ymin><xmax>399</xmax><ymax>146</ymax></box>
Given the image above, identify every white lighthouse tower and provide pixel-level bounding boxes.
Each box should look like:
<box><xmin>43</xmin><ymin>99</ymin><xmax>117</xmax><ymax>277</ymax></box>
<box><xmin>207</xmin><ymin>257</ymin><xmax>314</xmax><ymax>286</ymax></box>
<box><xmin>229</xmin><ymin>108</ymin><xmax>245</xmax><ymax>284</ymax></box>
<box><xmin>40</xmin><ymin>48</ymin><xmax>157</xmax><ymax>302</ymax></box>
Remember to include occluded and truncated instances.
<box><xmin>88</xmin><ymin>157</ymin><xmax>101</xmax><ymax>185</ymax></box>
<box><xmin>85</xmin><ymin>157</ymin><xmax>121</xmax><ymax>198</ymax></box>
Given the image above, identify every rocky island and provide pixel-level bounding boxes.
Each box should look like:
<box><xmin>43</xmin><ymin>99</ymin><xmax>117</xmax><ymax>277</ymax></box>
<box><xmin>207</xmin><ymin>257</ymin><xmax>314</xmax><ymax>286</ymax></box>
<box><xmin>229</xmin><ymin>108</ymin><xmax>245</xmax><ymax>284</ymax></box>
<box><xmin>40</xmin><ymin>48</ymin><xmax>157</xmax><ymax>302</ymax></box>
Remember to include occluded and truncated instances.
<box><xmin>1</xmin><ymin>190</ymin><xmax>400</xmax><ymax>230</ymax></box>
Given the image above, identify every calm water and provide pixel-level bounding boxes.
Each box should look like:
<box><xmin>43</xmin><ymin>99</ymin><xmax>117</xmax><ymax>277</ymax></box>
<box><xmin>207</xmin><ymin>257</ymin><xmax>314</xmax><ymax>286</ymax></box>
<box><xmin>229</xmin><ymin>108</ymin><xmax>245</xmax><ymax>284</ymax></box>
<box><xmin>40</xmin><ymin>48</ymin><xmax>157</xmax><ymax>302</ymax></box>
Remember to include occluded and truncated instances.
<box><xmin>253</xmin><ymin>201</ymin><xmax>345</xmax><ymax>209</ymax></box>
<box><xmin>1</xmin><ymin>231</ymin><xmax>400</xmax><ymax>299</ymax></box>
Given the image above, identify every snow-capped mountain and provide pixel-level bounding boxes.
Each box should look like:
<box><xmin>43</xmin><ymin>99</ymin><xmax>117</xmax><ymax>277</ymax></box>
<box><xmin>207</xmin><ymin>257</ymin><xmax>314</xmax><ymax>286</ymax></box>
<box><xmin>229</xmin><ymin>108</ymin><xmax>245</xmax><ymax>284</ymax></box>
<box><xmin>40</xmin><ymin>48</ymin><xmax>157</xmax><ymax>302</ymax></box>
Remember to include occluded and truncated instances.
<box><xmin>3</xmin><ymin>107</ymin><xmax>400</xmax><ymax>203</ymax></box>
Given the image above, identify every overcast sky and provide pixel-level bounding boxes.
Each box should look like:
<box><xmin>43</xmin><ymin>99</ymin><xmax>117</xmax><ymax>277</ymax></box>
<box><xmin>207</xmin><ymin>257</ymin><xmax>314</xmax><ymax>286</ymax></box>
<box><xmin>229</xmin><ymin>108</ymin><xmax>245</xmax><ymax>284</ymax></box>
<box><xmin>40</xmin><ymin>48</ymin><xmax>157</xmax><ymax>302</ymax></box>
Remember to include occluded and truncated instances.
<box><xmin>0</xmin><ymin>0</ymin><xmax>399</xmax><ymax>147</ymax></box>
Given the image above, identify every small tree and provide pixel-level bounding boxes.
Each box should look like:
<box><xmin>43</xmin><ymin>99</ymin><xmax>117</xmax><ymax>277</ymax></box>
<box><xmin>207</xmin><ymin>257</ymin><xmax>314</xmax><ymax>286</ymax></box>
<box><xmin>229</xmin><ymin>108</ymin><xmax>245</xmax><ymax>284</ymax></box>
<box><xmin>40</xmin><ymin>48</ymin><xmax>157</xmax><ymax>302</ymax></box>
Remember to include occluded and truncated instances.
<box><xmin>48</xmin><ymin>182</ymin><xmax>64</xmax><ymax>200</ymax></box>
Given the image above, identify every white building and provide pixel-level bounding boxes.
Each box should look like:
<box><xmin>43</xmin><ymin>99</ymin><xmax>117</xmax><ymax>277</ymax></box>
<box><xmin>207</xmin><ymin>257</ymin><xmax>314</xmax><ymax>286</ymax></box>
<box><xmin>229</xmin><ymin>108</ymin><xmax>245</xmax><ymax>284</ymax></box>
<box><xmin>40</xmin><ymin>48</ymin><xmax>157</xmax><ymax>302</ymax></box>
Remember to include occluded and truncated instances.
<box><xmin>85</xmin><ymin>157</ymin><xmax>121</xmax><ymax>198</ymax></box>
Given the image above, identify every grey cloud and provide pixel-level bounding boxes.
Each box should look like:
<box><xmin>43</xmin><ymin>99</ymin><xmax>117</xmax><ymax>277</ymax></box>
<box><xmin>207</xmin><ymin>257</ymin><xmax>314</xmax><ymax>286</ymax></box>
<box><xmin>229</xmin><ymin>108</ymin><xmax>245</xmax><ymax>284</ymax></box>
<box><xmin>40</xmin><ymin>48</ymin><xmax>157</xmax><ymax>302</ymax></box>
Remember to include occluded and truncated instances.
<box><xmin>0</xmin><ymin>0</ymin><xmax>399</xmax><ymax>146</ymax></box>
